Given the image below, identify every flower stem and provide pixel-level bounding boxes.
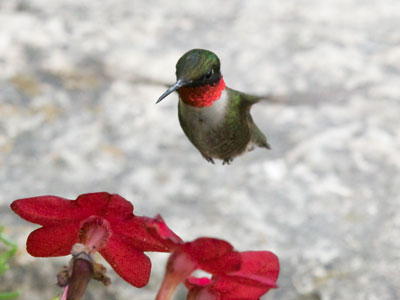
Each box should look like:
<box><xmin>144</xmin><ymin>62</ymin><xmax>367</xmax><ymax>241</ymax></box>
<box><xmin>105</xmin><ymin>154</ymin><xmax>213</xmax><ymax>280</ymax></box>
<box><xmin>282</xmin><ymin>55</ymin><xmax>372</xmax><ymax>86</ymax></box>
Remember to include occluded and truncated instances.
<box><xmin>60</xmin><ymin>286</ymin><xmax>68</xmax><ymax>300</ymax></box>
<box><xmin>155</xmin><ymin>274</ymin><xmax>181</xmax><ymax>300</ymax></box>
<box><xmin>66</xmin><ymin>258</ymin><xmax>93</xmax><ymax>300</ymax></box>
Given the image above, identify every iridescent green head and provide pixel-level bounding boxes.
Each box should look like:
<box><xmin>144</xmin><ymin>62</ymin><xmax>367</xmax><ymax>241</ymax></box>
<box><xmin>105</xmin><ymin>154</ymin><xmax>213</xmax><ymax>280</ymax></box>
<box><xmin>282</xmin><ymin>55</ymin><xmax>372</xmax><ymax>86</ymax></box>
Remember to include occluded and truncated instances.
<box><xmin>175</xmin><ymin>49</ymin><xmax>221</xmax><ymax>86</ymax></box>
<box><xmin>156</xmin><ymin>49</ymin><xmax>222</xmax><ymax>103</ymax></box>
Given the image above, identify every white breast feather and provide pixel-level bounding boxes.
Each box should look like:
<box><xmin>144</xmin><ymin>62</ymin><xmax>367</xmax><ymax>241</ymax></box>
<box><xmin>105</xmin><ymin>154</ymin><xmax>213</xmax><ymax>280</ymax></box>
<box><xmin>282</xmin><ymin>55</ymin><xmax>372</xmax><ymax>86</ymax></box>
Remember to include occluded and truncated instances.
<box><xmin>179</xmin><ymin>89</ymin><xmax>228</xmax><ymax>130</ymax></box>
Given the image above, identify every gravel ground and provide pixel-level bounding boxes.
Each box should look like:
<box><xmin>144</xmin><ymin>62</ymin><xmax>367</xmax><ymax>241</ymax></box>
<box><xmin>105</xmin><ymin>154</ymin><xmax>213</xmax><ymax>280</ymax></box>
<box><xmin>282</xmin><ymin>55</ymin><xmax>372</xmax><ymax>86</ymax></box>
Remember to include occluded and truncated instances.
<box><xmin>0</xmin><ymin>0</ymin><xmax>400</xmax><ymax>299</ymax></box>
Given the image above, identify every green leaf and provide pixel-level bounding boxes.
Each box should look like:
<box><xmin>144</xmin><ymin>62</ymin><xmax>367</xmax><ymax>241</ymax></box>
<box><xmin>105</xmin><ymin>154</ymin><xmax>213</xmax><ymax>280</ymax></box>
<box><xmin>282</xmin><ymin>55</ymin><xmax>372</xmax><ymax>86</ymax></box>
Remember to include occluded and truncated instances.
<box><xmin>0</xmin><ymin>226</ymin><xmax>19</xmax><ymax>299</ymax></box>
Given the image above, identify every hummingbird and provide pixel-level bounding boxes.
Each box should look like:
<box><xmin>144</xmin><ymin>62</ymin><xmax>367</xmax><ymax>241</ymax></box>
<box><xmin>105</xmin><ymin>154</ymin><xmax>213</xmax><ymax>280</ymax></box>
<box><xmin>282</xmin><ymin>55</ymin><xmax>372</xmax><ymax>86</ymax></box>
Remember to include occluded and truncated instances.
<box><xmin>156</xmin><ymin>49</ymin><xmax>270</xmax><ymax>165</ymax></box>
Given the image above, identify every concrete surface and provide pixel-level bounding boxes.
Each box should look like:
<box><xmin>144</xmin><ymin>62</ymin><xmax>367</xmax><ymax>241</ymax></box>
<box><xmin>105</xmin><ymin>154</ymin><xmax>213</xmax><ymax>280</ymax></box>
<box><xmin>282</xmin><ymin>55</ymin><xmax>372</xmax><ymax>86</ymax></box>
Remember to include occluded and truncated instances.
<box><xmin>0</xmin><ymin>0</ymin><xmax>399</xmax><ymax>299</ymax></box>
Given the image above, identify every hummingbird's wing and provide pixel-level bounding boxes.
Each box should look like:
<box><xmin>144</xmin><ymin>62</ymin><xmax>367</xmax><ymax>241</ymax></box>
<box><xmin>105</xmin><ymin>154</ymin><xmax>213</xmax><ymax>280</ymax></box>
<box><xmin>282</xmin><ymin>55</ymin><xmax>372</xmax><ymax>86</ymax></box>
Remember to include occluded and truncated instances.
<box><xmin>239</xmin><ymin>90</ymin><xmax>333</xmax><ymax>106</ymax></box>
<box><xmin>129</xmin><ymin>76</ymin><xmax>173</xmax><ymax>88</ymax></box>
<box><xmin>241</xmin><ymin>93</ymin><xmax>263</xmax><ymax>106</ymax></box>
<box><xmin>232</xmin><ymin>89</ymin><xmax>282</xmax><ymax>106</ymax></box>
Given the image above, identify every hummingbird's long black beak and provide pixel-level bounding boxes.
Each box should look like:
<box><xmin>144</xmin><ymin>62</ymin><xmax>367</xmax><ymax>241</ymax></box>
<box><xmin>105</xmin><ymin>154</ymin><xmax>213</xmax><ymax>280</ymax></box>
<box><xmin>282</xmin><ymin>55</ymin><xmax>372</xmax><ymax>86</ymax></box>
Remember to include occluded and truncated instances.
<box><xmin>156</xmin><ymin>80</ymin><xmax>186</xmax><ymax>104</ymax></box>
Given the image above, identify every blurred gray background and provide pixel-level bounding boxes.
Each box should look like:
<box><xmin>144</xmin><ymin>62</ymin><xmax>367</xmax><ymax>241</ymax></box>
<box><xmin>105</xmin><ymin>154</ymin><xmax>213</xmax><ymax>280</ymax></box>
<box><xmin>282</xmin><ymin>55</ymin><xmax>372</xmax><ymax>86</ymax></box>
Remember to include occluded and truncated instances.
<box><xmin>1</xmin><ymin>0</ymin><xmax>399</xmax><ymax>299</ymax></box>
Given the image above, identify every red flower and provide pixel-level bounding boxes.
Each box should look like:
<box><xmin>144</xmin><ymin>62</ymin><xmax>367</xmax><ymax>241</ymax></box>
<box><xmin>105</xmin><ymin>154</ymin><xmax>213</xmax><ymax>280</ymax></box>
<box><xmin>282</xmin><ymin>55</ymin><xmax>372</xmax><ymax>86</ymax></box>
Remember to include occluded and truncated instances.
<box><xmin>11</xmin><ymin>192</ymin><xmax>170</xmax><ymax>287</ymax></box>
<box><xmin>144</xmin><ymin>214</ymin><xmax>184</xmax><ymax>249</ymax></box>
<box><xmin>185</xmin><ymin>251</ymin><xmax>280</xmax><ymax>300</ymax></box>
<box><xmin>145</xmin><ymin>216</ymin><xmax>242</xmax><ymax>300</ymax></box>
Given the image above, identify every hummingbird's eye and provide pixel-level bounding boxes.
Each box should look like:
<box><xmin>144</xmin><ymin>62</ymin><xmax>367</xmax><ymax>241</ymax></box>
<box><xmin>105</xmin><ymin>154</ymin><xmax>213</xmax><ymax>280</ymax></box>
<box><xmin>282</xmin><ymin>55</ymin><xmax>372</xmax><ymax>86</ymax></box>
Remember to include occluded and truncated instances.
<box><xmin>205</xmin><ymin>69</ymin><xmax>214</xmax><ymax>79</ymax></box>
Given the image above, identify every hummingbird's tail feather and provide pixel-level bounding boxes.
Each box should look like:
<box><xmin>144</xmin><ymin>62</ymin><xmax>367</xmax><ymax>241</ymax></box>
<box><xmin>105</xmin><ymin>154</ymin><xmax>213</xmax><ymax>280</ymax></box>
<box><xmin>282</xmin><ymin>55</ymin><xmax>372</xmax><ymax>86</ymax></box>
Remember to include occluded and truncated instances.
<box><xmin>263</xmin><ymin>140</ymin><xmax>272</xmax><ymax>150</ymax></box>
<box><xmin>255</xmin><ymin>138</ymin><xmax>271</xmax><ymax>150</ymax></box>
<box><xmin>248</xmin><ymin>114</ymin><xmax>271</xmax><ymax>150</ymax></box>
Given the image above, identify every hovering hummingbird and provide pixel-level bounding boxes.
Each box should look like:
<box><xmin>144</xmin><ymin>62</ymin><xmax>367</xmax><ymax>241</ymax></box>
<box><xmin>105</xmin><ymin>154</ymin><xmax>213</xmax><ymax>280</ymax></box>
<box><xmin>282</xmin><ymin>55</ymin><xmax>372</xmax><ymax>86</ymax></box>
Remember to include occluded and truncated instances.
<box><xmin>156</xmin><ymin>49</ymin><xmax>271</xmax><ymax>165</ymax></box>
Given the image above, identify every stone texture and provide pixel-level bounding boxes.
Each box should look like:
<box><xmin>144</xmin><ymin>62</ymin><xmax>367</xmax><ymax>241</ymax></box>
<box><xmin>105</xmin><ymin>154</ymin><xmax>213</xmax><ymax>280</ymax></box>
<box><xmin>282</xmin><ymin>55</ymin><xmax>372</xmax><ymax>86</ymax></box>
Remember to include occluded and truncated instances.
<box><xmin>0</xmin><ymin>0</ymin><xmax>399</xmax><ymax>299</ymax></box>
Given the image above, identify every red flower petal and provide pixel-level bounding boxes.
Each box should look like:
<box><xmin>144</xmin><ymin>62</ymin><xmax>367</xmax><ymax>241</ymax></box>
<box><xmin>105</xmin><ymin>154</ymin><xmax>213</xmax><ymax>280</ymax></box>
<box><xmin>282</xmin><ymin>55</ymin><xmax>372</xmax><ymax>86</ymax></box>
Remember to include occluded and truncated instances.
<box><xmin>213</xmin><ymin>277</ymin><xmax>268</xmax><ymax>300</ymax></box>
<box><xmin>232</xmin><ymin>251</ymin><xmax>279</xmax><ymax>283</ymax></box>
<box><xmin>113</xmin><ymin>216</ymin><xmax>170</xmax><ymax>252</ymax></box>
<box><xmin>212</xmin><ymin>251</ymin><xmax>279</xmax><ymax>299</ymax></box>
<box><xmin>75</xmin><ymin>192</ymin><xmax>114</xmax><ymax>214</ymax></box>
<box><xmin>26</xmin><ymin>223</ymin><xmax>80</xmax><ymax>256</ymax></box>
<box><xmin>102</xmin><ymin>194</ymin><xmax>135</xmax><ymax>220</ymax></box>
<box><xmin>182</xmin><ymin>238</ymin><xmax>242</xmax><ymax>274</ymax></box>
<box><xmin>76</xmin><ymin>193</ymin><xmax>135</xmax><ymax>221</ymax></box>
<box><xmin>11</xmin><ymin>196</ymin><xmax>87</xmax><ymax>226</ymax></box>
<box><xmin>99</xmin><ymin>234</ymin><xmax>152</xmax><ymax>287</ymax></box>
<box><xmin>185</xmin><ymin>278</ymin><xmax>219</xmax><ymax>300</ymax></box>
<box><xmin>185</xmin><ymin>277</ymin><xmax>220</xmax><ymax>300</ymax></box>
<box><xmin>222</xmin><ymin>273</ymin><xmax>277</xmax><ymax>288</ymax></box>
<box><xmin>185</xmin><ymin>276</ymin><xmax>212</xmax><ymax>289</ymax></box>
<box><xmin>143</xmin><ymin>215</ymin><xmax>183</xmax><ymax>250</ymax></box>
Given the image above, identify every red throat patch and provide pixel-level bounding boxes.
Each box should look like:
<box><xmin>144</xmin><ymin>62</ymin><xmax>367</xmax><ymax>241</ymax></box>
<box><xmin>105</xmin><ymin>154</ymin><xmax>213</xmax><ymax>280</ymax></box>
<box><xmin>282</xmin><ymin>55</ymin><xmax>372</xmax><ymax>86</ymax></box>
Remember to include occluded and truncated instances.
<box><xmin>178</xmin><ymin>78</ymin><xmax>226</xmax><ymax>108</ymax></box>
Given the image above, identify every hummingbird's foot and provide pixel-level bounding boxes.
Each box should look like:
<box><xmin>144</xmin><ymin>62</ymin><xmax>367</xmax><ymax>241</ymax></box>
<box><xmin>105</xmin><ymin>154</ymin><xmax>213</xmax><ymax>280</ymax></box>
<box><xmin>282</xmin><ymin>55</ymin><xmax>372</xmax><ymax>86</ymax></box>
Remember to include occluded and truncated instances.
<box><xmin>203</xmin><ymin>156</ymin><xmax>215</xmax><ymax>164</ymax></box>
<box><xmin>222</xmin><ymin>158</ymin><xmax>233</xmax><ymax>165</ymax></box>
